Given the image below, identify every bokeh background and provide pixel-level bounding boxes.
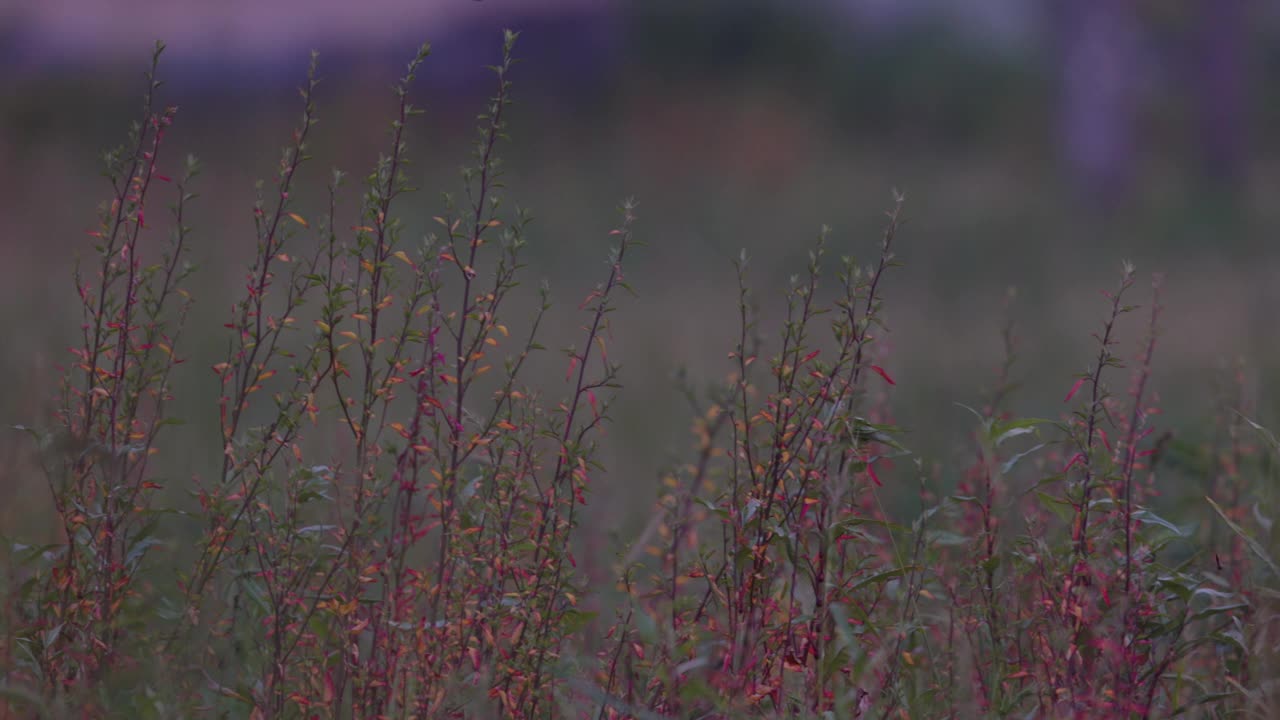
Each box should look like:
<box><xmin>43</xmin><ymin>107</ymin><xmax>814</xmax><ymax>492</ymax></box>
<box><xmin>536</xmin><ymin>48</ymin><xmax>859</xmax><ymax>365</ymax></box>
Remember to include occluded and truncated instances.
<box><xmin>3</xmin><ymin>0</ymin><xmax>1279</xmax><ymax>546</ymax></box>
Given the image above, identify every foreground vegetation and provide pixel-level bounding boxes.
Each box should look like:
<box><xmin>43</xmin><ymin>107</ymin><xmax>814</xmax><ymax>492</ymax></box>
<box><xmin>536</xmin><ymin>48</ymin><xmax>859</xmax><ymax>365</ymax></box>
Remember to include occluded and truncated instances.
<box><xmin>2</xmin><ymin>35</ymin><xmax>1277</xmax><ymax>719</ymax></box>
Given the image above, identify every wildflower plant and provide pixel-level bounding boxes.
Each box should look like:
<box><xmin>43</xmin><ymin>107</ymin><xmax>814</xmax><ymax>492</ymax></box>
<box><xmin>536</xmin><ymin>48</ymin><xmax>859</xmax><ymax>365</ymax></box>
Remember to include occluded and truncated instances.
<box><xmin>0</xmin><ymin>29</ymin><xmax>1272</xmax><ymax>720</ymax></box>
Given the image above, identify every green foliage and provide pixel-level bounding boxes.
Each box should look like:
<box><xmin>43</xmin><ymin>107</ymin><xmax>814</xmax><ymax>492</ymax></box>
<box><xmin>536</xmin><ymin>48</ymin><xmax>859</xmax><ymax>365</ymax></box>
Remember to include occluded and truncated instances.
<box><xmin>0</xmin><ymin>32</ymin><xmax>1276</xmax><ymax>720</ymax></box>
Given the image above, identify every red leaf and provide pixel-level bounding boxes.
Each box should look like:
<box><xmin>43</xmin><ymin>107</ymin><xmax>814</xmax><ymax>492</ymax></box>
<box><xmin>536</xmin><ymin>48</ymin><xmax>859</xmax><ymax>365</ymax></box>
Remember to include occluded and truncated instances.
<box><xmin>801</xmin><ymin>350</ymin><xmax>820</xmax><ymax>364</ymax></box>
<box><xmin>866</xmin><ymin>458</ymin><xmax>883</xmax><ymax>487</ymax></box>
<box><xmin>1097</xmin><ymin>428</ymin><xmax>1112</xmax><ymax>453</ymax></box>
<box><xmin>869</xmin><ymin>365</ymin><xmax>896</xmax><ymax>385</ymax></box>
<box><xmin>1063</xmin><ymin>452</ymin><xmax>1085</xmax><ymax>473</ymax></box>
<box><xmin>1064</xmin><ymin>377</ymin><xmax>1086</xmax><ymax>403</ymax></box>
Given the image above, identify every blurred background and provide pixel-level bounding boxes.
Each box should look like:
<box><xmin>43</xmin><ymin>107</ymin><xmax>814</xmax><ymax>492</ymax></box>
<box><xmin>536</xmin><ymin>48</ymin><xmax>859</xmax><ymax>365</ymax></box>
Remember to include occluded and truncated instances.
<box><xmin>3</xmin><ymin>0</ymin><xmax>1280</xmax><ymax>543</ymax></box>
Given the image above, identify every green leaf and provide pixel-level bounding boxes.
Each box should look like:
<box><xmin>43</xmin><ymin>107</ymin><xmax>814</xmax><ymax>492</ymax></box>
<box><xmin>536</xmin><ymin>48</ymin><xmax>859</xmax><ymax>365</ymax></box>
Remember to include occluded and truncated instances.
<box><xmin>953</xmin><ymin>402</ymin><xmax>986</xmax><ymax>424</ymax></box>
<box><xmin>1001</xmin><ymin>443</ymin><xmax>1047</xmax><ymax>475</ymax></box>
<box><xmin>830</xmin><ymin>516</ymin><xmax>906</xmax><ymax>537</ymax></box>
<box><xmin>1237</xmin><ymin>412</ymin><xmax>1280</xmax><ymax>455</ymax></box>
<box><xmin>1155</xmin><ymin>574</ymin><xmax>1196</xmax><ymax>602</ymax></box>
<box><xmin>1167</xmin><ymin>692</ymin><xmax>1237</xmax><ymax>717</ymax></box>
<box><xmin>559</xmin><ymin>608</ymin><xmax>598</xmax><ymax>635</ymax></box>
<box><xmin>42</xmin><ymin>622</ymin><xmax>64</xmax><ymax>648</ymax></box>
<box><xmin>1035</xmin><ymin>491</ymin><xmax>1076</xmax><ymax>524</ymax></box>
<box><xmin>989</xmin><ymin>418</ymin><xmax>1057</xmax><ymax>447</ymax></box>
<box><xmin>1187</xmin><ymin>602</ymin><xmax>1248</xmax><ymax>623</ymax></box>
<box><xmin>296</xmin><ymin>524</ymin><xmax>337</xmax><ymax>535</ymax></box>
<box><xmin>850</xmin><ymin>566</ymin><xmax>917</xmax><ymax>592</ymax></box>
<box><xmin>1132</xmin><ymin>508</ymin><xmax>1192</xmax><ymax>537</ymax></box>
<box><xmin>125</xmin><ymin>537</ymin><xmax>163</xmax><ymax>572</ymax></box>
<box><xmin>926</xmin><ymin>530</ymin><xmax>970</xmax><ymax>547</ymax></box>
<box><xmin>1207</xmin><ymin>496</ymin><xmax>1280</xmax><ymax>579</ymax></box>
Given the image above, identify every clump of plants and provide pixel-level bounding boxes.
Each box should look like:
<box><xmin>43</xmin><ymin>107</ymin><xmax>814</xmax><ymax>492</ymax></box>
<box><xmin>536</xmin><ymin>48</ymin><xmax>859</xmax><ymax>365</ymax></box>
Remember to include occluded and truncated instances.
<box><xmin>2</xmin><ymin>32</ymin><xmax>1276</xmax><ymax>719</ymax></box>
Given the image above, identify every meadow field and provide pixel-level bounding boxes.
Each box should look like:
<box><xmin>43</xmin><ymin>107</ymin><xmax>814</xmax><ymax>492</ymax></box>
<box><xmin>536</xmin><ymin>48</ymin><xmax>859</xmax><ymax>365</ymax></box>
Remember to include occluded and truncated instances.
<box><xmin>1</xmin><ymin>26</ymin><xmax>1279</xmax><ymax>718</ymax></box>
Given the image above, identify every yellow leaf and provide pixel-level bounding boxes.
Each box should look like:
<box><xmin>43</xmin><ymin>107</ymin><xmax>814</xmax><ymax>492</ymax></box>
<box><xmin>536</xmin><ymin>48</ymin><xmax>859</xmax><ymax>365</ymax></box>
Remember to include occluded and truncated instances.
<box><xmin>287</xmin><ymin>213</ymin><xmax>308</xmax><ymax>228</ymax></box>
<box><xmin>393</xmin><ymin>250</ymin><xmax>413</xmax><ymax>265</ymax></box>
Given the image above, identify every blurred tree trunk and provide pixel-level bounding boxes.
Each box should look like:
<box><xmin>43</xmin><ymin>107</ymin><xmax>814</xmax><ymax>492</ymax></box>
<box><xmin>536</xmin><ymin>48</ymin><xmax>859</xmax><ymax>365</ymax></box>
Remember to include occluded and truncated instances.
<box><xmin>1053</xmin><ymin>0</ymin><xmax>1141</xmax><ymax>214</ymax></box>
